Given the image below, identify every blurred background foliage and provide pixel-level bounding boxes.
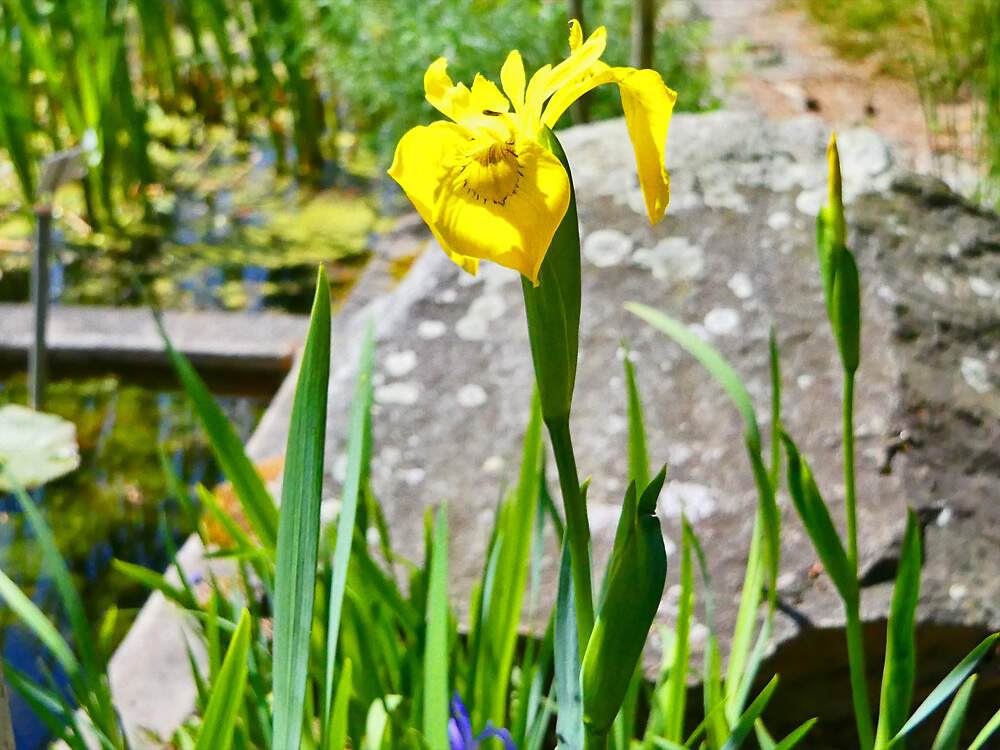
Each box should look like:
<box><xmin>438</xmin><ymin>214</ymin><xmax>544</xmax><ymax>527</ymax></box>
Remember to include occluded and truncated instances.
<box><xmin>799</xmin><ymin>0</ymin><xmax>1000</xmax><ymax>205</ymax></box>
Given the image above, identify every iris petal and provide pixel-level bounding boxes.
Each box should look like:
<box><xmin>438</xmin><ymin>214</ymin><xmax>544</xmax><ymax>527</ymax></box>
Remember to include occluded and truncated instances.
<box><xmin>500</xmin><ymin>50</ymin><xmax>526</xmax><ymax>113</ymax></box>
<box><xmin>387</xmin><ymin>122</ymin><xmax>480</xmax><ymax>275</ymax></box>
<box><xmin>543</xmin><ymin>65</ymin><xmax>676</xmax><ymax>225</ymax></box>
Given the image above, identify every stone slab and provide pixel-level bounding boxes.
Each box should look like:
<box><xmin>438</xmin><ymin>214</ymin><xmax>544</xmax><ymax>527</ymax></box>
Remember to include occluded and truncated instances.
<box><xmin>0</xmin><ymin>304</ymin><xmax>308</xmax><ymax>374</ymax></box>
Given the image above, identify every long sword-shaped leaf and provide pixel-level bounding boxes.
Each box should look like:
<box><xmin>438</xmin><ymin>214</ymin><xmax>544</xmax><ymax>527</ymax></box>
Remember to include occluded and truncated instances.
<box><xmin>194</xmin><ymin>609</ymin><xmax>252</xmax><ymax>750</ymax></box>
<box><xmin>272</xmin><ymin>268</ymin><xmax>332</xmax><ymax>750</ymax></box>
<box><xmin>720</xmin><ymin>676</ymin><xmax>779</xmax><ymax>750</ymax></box>
<box><xmin>555</xmin><ymin>539</ymin><xmax>583</xmax><ymax>750</ymax></box>
<box><xmin>157</xmin><ymin>314</ymin><xmax>279</xmax><ymax>549</ymax></box>
<box><xmin>322</xmin><ymin>323</ymin><xmax>375</xmax><ymax>741</ymax></box>
<box><xmin>0</xmin><ymin>570</ymin><xmax>78</xmax><ymax>674</ymax></box>
<box><xmin>423</xmin><ymin>503</ymin><xmax>450</xmax><ymax>748</ymax></box>
<box><xmin>875</xmin><ymin>509</ymin><xmax>921</xmax><ymax>748</ymax></box>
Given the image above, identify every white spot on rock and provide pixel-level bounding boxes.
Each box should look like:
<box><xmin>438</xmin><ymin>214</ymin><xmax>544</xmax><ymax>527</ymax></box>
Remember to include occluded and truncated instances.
<box><xmin>384</xmin><ymin>350</ymin><xmax>417</xmax><ymax>377</ymax></box>
<box><xmin>375</xmin><ymin>382</ymin><xmax>420</xmax><ymax>405</ymax></box>
<box><xmin>727</xmin><ymin>272</ymin><xmax>754</xmax><ymax>299</ymax></box>
<box><xmin>767</xmin><ymin>211</ymin><xmax>792</xmax><ymax>231</ymax></box>
<box><xmin>922</xmin><ymin>271</ymin><xmax>949</xmax><ymax>296</ymax></box>
<box><xmin>704</xmin><ymin>307</ymin><xmax>740</xmax><ymax>336</ymax></box>
<box><xmin>795</xmin><ymin>187</ymin><xmax>826</xmax><ymax>216</ymax></box>
<box><xmin>583</xmin><ymin>228</ymin><xmax>634</xmax><ymax>268</ymax></box>
<box><xmin>949</xmin><ymin>583</ymin><xmax>968</xmax><ymax>601</ymax></box>
<box><xmin>456</xmin><ymin>383</ymin><xmax>488</xmax><ymax>407</ymax></box>
<box><xmin>659</xmin><ymin>482</ymin><xmax>717</xmax><ymax>522</ymax></box>
<box><xmin>482</xmin><ymin>455</ymin><xmax>505</xmax><ymax>474</ymax></box>
<box><xmin>969</xmin><ymin>277</ymin><xmax>996</xmax><ymax>298</ymax></box>
<box><xmin>399</xmin><ymin>468</ymin><xmax>426</xmax><ymax>486</ymax></box>
<box><xmin>797</xmin><ymin>374</ymin><xmax>815</xmax><ymax>389</ymax></box>
<box><xmin>936</xmin><ymin>506</ymin><xmax>953</xmax><ymax>527</ymax></box>
<box><xmin>418</xmin><ymin>320</ymin><xmax>447</xmax><ymax>339</ymax></box>
<box><xmin>456</xmin><ymin>294</ymin><xmax>507</xmax><ymax>340</ymax></box>
<box><xmin>437</xmin><ymin>288</ymin><xmax>458</xmax><ymax>303</ymax></box>
<box><xmin>960</xmin><ymin>357</ymin><xmax>991</xmax><ymax>394</ymax></box>
<box><xmin>633</xmin><ymin>237</ymin><xmax>704</xmax><ymax>283</ymax></box>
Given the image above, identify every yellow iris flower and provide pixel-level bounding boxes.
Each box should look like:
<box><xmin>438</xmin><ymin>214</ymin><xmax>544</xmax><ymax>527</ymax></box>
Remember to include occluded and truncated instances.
<box><xmin>388</xmin><ymin>21</ymin><xmax>678</xmax><ymax>285</ymax></box>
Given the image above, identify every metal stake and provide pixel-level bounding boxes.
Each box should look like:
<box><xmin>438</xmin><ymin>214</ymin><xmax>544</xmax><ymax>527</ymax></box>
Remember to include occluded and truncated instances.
<box><xmin>29</xmin><ymin>207</ymin><xmax>52</xmax><ymax>410</ymax></box>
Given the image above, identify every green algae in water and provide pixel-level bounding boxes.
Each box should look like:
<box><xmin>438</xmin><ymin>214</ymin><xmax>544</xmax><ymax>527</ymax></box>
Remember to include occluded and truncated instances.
<box><xmin>0</xmin><ymin>372</ymin><xmax>266</xmax><ymax>638</ymax></box>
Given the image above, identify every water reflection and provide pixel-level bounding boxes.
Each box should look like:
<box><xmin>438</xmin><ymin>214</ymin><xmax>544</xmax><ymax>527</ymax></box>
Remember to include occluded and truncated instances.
<box><xmin>0</xmin><ymin>372</ymin><xmax>267</xmax><ymax>750</ymax></box>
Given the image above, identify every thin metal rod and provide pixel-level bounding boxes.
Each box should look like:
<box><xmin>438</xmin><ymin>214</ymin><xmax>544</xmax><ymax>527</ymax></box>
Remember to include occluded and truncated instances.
<box><xmin>29</xmin><ymin>208</ymin><xmax>52</xmax><ymax>410</ymax></box>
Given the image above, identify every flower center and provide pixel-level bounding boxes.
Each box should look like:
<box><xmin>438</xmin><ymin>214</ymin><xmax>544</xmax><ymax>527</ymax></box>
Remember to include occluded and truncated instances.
<box><xmin>459</xmin><ymin>136</ymin><xmax>523</xmax><ymax>206</ymax></box>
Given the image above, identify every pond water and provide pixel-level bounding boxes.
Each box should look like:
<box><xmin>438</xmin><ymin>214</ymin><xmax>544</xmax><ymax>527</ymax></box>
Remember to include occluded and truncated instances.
<box><xmin>0</xmin><ymin>371</ymin><xmax>269</xmax><ymax>750</ymax></box>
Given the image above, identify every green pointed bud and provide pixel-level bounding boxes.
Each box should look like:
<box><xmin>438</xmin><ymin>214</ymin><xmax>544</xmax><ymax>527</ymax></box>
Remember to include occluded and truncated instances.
<box><xmin>521</xmin><ymin>128</ymin><xmax>581</xmax><ymax>421</ymax></box>
<box><xmin>816</xmin><ymin>133</ymin><xmax>861</xmax><ymax>375</ymax></box>
<box><xmin>581</xmin><ymin>467</ymin><xmax>668</xmax><ymax>743</ymax></box>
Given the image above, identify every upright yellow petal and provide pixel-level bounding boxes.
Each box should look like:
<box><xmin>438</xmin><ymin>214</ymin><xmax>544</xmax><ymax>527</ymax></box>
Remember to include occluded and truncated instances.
<box><xmin>568</xmin><ymin>18</ymin><xmax>584</xmax><ymax>50</ymax></box>
<box><xmin>500</xmin><ymin>50</ymin><xmax>526</xmax><ymax>113</ymax></box>
<box><xmin>424</xmin><ymin>58</ymin><xmax>472</xmax><ymax>122</ymax></box>
<box><xmin>388</xmin><ymin>122</ymin><xmax>480</xmax><ymax>275</ymax></box>
<box><xmin>470</xmin><ymin>74</ymin><xmax>511</xmax><ymax>115</ymax></box>
<box><xmin>522</xmin><ymin>63</ymin><xmax>553</xmax><ymax>134</ymax></box>
<box><xmin>543</xmin><ymin>25</ymin><xmax>606</xmax><ymax>101</ymax></box>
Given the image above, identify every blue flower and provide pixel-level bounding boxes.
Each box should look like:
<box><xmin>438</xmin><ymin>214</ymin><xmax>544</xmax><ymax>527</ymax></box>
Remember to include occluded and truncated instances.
<box><xmin>448</xmin><ymin>693</ymin><xmax>516</xmax><ymax>750</ymax></box>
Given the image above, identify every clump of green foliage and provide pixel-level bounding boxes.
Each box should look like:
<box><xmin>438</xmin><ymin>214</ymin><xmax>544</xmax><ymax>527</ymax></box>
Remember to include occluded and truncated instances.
<box><xmin>306</xmin><ymin>0</ymin><xmax>717</xmax><ymax>161</ymax></box>
<box><xmin>800</xmin><ymin>0</ymin><xmax>1000</xmax><ymax>207</ymax></box>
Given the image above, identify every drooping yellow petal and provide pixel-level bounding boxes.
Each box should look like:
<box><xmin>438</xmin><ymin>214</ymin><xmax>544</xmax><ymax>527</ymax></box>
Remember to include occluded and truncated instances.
<box><xmin>543</xmin><ymin>65</ymin><xmax>676</xmax><ymax>224</ymax></box>
<box><xmin>500</xmin><ymin>50</ymin><xmax>526</xmax><ymax>113</ymax></box>
<box><xmin>439</xmin><ymin>137</ymin><xmax>570</xmax><ymax>284</ymax></box>
<box><xmin>392</xmin><ymin>122</ymin><xmax>570</xmax><ymax>284</ymax></box>
<box><xmin>388</xmin><ymin>122</ymin><xmax>480</xmax><ymax>275</ymax></box>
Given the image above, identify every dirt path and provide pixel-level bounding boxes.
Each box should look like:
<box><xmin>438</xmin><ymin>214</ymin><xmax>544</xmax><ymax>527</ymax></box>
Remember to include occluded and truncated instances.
<box><xmin>691</xmin><ymin>0</ymin><xmax>981</xmax><ymax>194</ymax></box>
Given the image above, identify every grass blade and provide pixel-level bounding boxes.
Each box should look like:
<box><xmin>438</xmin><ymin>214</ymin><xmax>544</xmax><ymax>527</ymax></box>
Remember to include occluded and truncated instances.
<box><xmin>325</xmin><ymin>659</ymin><xmax>353</xmax><ymax>750</ymax></box>
<box><xmin>930</xmin><ymin>674</ymin><xmax>976</xmax><ymax>750</ymax></box>
<box><xmin>158</xmin><ymin>315</ymin><xmax>279</xmax><ymax>549</ymax></box>
<box><xmin>892</xmin><ymin>633</ymin><xmax>999</xmax><ymax>743</ymax></box>
<box><xmin>272</xmin><ymin>268</ymin><xmax>332</xmax><ymax>750</ymax></box>
<box><xmin>663</xmin><ymin>519</ymin><xmax>695</xmax><ymax>743</ymax></box>
<box><xmin>322</xmin><ymin>323</ymin><xmax>375</xmax><ymax>740</ymax></box>
<box><xmin>967</xmin><ymin>704</ymin><xmax>1000</xmax><ymax>750</ymax></box>
<box><xmin>194</xmin><ymin>609</ymin><xmax>252</xmax><ymax>750</ymax></box>
<box><xmin>474</xmin><ymin>394</ymin><xmax>543</xmax><ymax>729</ymax></box>
<box><xmin>0</xmin><ymin>571</ymin><xmax>78</xmax><ymax>674</ymax></box>
<box><xmin>772</xmin><ymin>718</ymin><xmax>817</xmax><ymax>750</ymax></box>
<box><xmin>720</xmin><ymin>676</ymin><xmax>779</xmax><ymax>750</ymax></box>
<box><xmin>875</xmin><ymin>509</ymin><xmax>922</xmax><ymax>747</ymax></box>
<box><xmin>555</xmin><ymin>538</ymin><xmax>584</xmax><ymax>750</ymax></box>
<box><xmin>626</xmin><ymin>303</ymin><xmax>761</xmax><ymax>449</ymax></box>
<box><xmin>423</xmin><ymin>503</ymin><xmax>450</xmax><ymax>748</ymax></box>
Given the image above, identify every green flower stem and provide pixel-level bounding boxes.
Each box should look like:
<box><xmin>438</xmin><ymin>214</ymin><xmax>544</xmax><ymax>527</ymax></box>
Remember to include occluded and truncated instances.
<box><xmin>843</xmin><ymin>372</ymin><xmax>859</xmax><ymax>569</ymax></box>
<box><xmin>845</xmin><ymin>602</ymin><xmax>875</xmax><ymax>750</ymax></box>
<box><xmin>546</xmin><ymin>416</ymin><xmax>595</xmax><ymax>652</ymax></box>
